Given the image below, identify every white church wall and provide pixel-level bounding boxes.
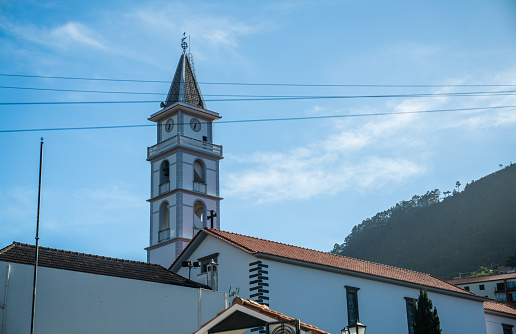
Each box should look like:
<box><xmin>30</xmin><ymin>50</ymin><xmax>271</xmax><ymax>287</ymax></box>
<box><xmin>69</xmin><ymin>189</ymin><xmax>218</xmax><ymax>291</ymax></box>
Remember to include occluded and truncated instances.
<box><xmin>183</xmin><ymin>114</ymin><xmax>210</xmax><ymax>141</ymax></box>
<box><xmin>176</xmin><ymin>236</ymin><xmax>257</xmax><ymax>302</ymax></box>
<box><xmin>485</xmin><ymin>312</ymin><xmax>516</xmax><ymax>334</ymax></box>
<box><xmin>148</xmin><ymin>241</ymin><xmax>177</xmax><ymax>268</ymax></box>
<box><xmin>0</xmin><ymin>261</ymin><xmax>226</xmax><ymax>334</ymax></box>
<box><xmin>205</xmin><ymin>163</ymin><xmax>218</xmax><ymax>196</ymax></box>
<box><xmin>175</xmin><ymin>235</ymin><xmax>488</xmax><ymax>334</ymax></box>
<box><xmin>160</xmin><ymin>114</ymin><xmax>178</xmax><ymax>142</ymax></box>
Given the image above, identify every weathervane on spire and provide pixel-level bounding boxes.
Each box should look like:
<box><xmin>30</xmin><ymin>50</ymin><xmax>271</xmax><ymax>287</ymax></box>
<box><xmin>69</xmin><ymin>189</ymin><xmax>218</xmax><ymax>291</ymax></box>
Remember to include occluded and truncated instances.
<box><xmin>181</xmin><ymin>32</ymin><xmax>188</xmax><ymax>54</ymax></box>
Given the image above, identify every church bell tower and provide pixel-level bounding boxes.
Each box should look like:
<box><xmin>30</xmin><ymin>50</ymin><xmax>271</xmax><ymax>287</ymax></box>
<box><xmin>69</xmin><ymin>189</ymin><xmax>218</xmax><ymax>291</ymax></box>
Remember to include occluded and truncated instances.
<box><xmin>146</xmin><ymin>36</ymin><xmax>222</xmax><ymax>268</ymax></box>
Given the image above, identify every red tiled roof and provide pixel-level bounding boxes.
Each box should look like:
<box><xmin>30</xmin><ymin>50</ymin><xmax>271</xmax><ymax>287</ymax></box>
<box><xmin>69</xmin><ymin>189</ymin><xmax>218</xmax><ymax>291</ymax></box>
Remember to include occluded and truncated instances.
<box><xmin>484</xmin><ymin>301</ymin><xmax>516</xmax><ymax>317</ymax></box>
<box><xmin>447</xmin><ymin>272</ymin><xmax>516</xmax><ymax>285</ymax></box>
<box><xmin>232</xmin><ymin>297</ymin><xmax>329</xmax><ymax>334</ymax></box>
<box><xmin>0</xmin><ymin>242</ymin><xmax>207</xmax><ymax>288</ymax></box>
<box><xmin>196</xmin><ymin>228</ymin><xmax>477</xmax><ymax>297</ymax></box>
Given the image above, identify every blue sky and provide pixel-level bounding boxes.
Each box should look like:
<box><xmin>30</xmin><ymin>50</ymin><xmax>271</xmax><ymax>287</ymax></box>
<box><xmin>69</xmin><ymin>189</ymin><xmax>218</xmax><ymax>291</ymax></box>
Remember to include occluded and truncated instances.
<box><xmin>1</xmin><ymin>0</ymin><xmax>515</xmax><ymax>261</ymax></box>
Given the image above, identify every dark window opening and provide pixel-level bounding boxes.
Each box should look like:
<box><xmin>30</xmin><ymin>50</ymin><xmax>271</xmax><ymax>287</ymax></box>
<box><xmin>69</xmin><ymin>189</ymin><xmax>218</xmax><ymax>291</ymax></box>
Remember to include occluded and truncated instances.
<box><xmin>502</xmin><ymin>323</ymin><xmax>514</xmax><ymax>334</ymax></box>
<box><xmin>405</xmin><ymin>297</ymin><xmax>415</xmax><ymax>334</ymax></box>
<box><xmin>464</xmin><ymin>286</ymin><xmax>470</xmax><ymax>291</ymax></box>
<box><xmin>345</xmin><ymin>286</ymin><xmax>360</xmax><ymax>326</ymax></box>
<box><xmin>479</xmin><ymin>284</ymin><xmax>485</xmax><ymax>290</ymax></box>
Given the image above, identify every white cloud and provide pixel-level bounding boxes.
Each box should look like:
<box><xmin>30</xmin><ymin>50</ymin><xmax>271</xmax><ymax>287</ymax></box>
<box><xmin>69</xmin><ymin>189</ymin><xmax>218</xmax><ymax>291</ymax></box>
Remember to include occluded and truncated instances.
<box><xmin>1</xmin><ymin>20</ymin><xmax>105</xmax><ymax>50</ymax></box>
<box><xmin>224</xmin><ymin>99</ymin><xmax>434</xmax><ymax>203</ymax></box>
<box><xmin>49</xmin><ymin>22</ymin><xmax>105</xmax><ymax>49</ymax></box>
<box><xmin>129</xmin><ymin>6</ymin><xmax>259</xmax><ymax>48</ymax></box>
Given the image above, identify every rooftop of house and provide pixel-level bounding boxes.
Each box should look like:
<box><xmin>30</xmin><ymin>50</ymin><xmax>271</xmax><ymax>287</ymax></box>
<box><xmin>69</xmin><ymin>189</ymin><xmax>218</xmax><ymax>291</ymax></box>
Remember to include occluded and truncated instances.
<box><xmin>232</xmin><ymin>297</ymin><xmax>330</xmax><ymax>334</ymax></box>
<box><xmin>0</xmin><ymin>242</ymin><xmax>207</xmax><ymax>289</ymax></box>
<box><xmin>484</xmin><ymin>301</ymin><xmax>516</xmax><ymax>318</ymax></box>
<box><xmin>174</xmin><ymin>228</ymin><xmax>480</xmax><ymax>299</ymax></box>
<box><xmin>196</xmin><ymin>296</ymin><xmax>329</xmax><ymax>334</ymax></box>
<box><xmin>447</xmin><ymin>272</ymin><xmax>516</xmax><ymax>285</ymax></box>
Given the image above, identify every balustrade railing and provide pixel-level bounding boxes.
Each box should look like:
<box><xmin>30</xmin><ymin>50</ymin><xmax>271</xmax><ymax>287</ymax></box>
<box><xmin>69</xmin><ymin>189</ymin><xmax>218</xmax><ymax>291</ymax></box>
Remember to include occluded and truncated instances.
<box><xmin>193</xmin><ymin>182</ymin><xmax>207</xmax><ymax>194</ymax></box>
<box><xmin>158</xmin><ymin>228</ymin><xmax>170</xmax><ymax>242</ymax></box>
<box><xmin>148</xmin><ymin>135</ymin><xmax>222</xmax><ymax>159</ymax></box>
<box><xmin>159</xmin><ymin>182</ymin><xmax>170</xmax><ymax>195</ymax></box>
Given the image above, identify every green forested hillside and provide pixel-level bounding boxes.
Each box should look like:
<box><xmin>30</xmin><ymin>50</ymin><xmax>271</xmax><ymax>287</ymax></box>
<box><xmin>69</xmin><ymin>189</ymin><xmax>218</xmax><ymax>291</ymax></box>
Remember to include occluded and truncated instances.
<box><xmin>331</xmin><ymin>164</ymin><xmax>516</xmax><ymax>279</ymax></box>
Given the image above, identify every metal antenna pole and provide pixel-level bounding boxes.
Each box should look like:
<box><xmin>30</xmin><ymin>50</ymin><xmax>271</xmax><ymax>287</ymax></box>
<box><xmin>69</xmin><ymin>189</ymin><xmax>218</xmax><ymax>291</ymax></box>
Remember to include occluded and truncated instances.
<box><xmin>31</xmin><ymin>138</ymin><xmax>44</xmax><ymax>334</ymax></box>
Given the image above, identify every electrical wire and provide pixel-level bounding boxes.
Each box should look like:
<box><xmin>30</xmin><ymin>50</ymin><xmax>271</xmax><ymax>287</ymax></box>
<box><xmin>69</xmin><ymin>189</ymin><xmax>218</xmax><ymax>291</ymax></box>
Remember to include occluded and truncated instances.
<box><xmin>2</xmin><ymin>91</ymin><xmax>516</xmax><ymax>106</ymax></box>
<box><xmin>1</xmin><ymin>105</ymin><xmax>514</xmax><ymax>133</ymax></box>
<box><xmin>2</xmin><ymin>73</ymin><xmax>516</xmax><ymax>88</ymax></box>
<box><xmin>1</xmin><ymin>85</ymin><xmax>516</xmax><ymax>99</ymax></box>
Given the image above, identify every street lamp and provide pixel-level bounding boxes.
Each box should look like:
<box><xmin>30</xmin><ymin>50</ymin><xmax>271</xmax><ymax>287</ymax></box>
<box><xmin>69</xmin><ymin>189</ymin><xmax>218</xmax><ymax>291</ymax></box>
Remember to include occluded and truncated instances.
<box><xmin>346</xmin><ymin>323</ymin><xmax>366</xmax><ymax>334</ymax></box>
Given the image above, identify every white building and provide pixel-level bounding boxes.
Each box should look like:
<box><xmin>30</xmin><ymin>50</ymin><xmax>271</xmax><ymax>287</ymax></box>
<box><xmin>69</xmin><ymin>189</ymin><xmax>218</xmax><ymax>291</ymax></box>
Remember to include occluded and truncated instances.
<box><xmin>448</xmin><ymin>273</ymin><xmax>516</xmax><ymax>304</ymax></box>
<box><xmin>0</xmin><ymin>242</ymin><xmax>226</xmax><ymax>334</ymax></box>
<box><xmin>171</xmin><ymin>228</ymin><xmax>490</xmax><ymax>334</ymax></box>
<box><xmin>484</xmin><ymin>302</ymin><xmax>516</xmax><ymax>334</ymax></box>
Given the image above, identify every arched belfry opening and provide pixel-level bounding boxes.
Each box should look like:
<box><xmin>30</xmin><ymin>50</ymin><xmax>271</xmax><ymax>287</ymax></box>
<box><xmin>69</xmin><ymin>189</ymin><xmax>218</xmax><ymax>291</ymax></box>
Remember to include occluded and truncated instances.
<box><xmin>159</xmin><ymin>201</ymin><xmax>170</xmax><ymax>242</ymax></box>
<box><xmin>194</xmin><ymin>160</ymin><xmax>204</xmax><ymax>183</ymax></box>
<box><xmin>193</xmin><ymin>159</ymin><xmax>206</xmax><ymax>194</ymax></box>
<box><xmin>160</xmin><ymin>160</ymin><xmax>170</xmax><ymax>194</ymax></box>
<box><xmin>193</xmin><ymin>200</ymin><xmax>205</xmax><ymax>232</ymax></box>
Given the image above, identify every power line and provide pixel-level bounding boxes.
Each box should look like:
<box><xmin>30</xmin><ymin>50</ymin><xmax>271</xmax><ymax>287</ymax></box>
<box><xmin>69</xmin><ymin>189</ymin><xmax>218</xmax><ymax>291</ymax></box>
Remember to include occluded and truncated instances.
<box><xmin>2</xmin><ymin>85</ymin><xmax>516</xmax><ymax>99</ymax></box>
<box><xmin>2</xmin><ymin>91</ymin><xmax>516</xmax><ymax>106</ymax></box>
<box><xmin>2</xmin><ymin>73</ymin><xmax>516</xmax><ymax>88</ymax></box>
<box><xmin>1</xmin><ymin>105</ymin><xmax>514</xmax><ymax>133</ymax></box>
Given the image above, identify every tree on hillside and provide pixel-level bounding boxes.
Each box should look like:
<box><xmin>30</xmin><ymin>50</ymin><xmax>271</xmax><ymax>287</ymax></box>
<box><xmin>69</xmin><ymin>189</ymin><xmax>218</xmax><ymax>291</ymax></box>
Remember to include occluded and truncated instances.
<box><xmin>455</xmin><ymin>181</ymin><xmax>461</xmax><ymax>191</ymax></box>
<box><xmin>414</xmin><ymin>287</ymin><xmax>441</xmax><ymax>334</ymax></box>
<box><xmin>507</xmin><ymin>253</ymin><xmax>516</xmax><ymax>267</ymax></box>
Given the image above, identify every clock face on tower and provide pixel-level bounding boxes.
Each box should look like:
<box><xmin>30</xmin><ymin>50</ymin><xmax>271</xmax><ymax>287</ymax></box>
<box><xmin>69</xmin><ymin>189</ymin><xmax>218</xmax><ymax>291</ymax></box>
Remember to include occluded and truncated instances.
<box><xmin>190</xmin><ymin>118</ymin><xmax>201</xmax><ymax>132</ymax></box>
<box><xmin>164</xmin><ymin>118</ymin><xmax>174</xmax><ymax>132</ymax></box>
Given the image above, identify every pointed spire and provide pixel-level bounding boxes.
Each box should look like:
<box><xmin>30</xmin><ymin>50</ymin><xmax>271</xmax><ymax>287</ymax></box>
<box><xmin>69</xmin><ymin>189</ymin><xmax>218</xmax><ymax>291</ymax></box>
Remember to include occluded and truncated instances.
<box><xmin>163</xmin><ymin>34</ymin><xmax>206</xmax><ymax>109</ymax></box>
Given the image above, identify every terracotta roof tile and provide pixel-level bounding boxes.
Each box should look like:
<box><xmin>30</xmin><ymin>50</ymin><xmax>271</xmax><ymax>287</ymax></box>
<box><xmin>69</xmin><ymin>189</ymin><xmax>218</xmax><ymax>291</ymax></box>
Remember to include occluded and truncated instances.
<box><xmin>0</xmin><ymin>242</ymin><xmax>207</xmax><ymax>288</ymax></box>
<box><xmin>447</xmin><ymin>273</ymin><xmax>516</xmax><ymax>285</ymax></box>
<box><xmin>201</xmin><ymin>228</ymin><xmax>476</xmax><ymax>297</ymax></box>
<box><xmin>484</xmin><ymin>301</ymin><xmax>516</xmax><ymax>316</ymax></box>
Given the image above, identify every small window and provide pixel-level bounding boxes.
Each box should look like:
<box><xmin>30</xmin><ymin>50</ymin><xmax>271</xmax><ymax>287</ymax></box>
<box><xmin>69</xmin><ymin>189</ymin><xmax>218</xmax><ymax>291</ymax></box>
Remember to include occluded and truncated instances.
<box><xmin>502</xmin><ymin>323</ymin><xmax>514</xmax><ymax>334</ymax></box>
<box><xmin>345</xmin><ymin>286</ymin><xmax>360</xmax><ymax>326</ymax></box>
<box><xmin>405</xmin><ymin>297</ymin><xmax>415</xmax><ymax>334</ymax></box>
<box><xmin>203</xmin><ymin>136</ymin><xmax>207</xmax><ymax>142</ymax></box>
<box><xmin>464</xmin><ymin>286</ymin><xmax>470</xmax><ymax>291</ymax></box>
<box><xmin>479</xmin><ymin>284</ymin><xmax>485</xmax><ymax>290</ymax></box>
<box><xmin>497</xmin><ymin>282</ymin><xmax>505</xmax><ymax>291</ymax></box>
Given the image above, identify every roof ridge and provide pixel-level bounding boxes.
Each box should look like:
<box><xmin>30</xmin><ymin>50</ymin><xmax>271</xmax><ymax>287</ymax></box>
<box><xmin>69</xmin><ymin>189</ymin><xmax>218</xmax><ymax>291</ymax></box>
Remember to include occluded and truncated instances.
<box><xmin>0</xmin><ymin>242</ymin><xmax>17</xmax><ymax>255</ymax></box>
<box><xmin>203</xmin><ymin>229</ymin><xmax>476</xmax><ymax>297</ymax></box>
<box><xmin>9</xmin><ymin>241</ymin><xmax>158</xmax><ymax>267</ymax></box>
<box><xmin>206</xmin><ymin>229</ymin><xmax>444</xmax><ymax>278</ymax></box>
<box><xmin>205</xmin><ymin>228</ymin><xmax>260</xmax><ymax>254</ymax></box>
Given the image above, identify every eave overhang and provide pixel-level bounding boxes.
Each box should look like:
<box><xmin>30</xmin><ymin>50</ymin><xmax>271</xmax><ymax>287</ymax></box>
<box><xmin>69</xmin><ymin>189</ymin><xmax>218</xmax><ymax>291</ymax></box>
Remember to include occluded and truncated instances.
<box><xmin>149</xmin><ymin>102</ymin><xmax>221</xmax><ymax>122</ymax></box>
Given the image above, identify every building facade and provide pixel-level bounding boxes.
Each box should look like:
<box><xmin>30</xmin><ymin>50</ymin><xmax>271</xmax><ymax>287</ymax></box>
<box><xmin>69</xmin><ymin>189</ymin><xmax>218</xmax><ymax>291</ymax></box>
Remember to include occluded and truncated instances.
<box><xmin>0</xmin><ymin>242</ymin><xmax>226</xmax><ymax>334</ymax></box>
<box><xmin>448</xmin><ymin>273</ymin><xmax>516</xmax><ymax>304</ymax></box>
<box><xmin>171</xmin><ymin>228</ymin><xmax>489</xmax><ymax>334</ymax></box>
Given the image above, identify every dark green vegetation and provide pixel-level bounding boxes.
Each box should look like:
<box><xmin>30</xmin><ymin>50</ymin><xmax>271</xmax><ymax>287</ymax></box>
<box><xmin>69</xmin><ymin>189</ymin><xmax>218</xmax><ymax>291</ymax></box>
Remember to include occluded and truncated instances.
<box><xmin>331</xmin><ymin>164</ymin><xmax>516</xmax><ymax>279</ymax></box>
<box><xmin>507</xmin><ymin>252</ymin><xmax>516</xmax><ymax>267</ymax></box>
<box><xmin>414</xmin><ymin>287</ymin><xmax>441</xmax><ymax>334</ymax></box>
